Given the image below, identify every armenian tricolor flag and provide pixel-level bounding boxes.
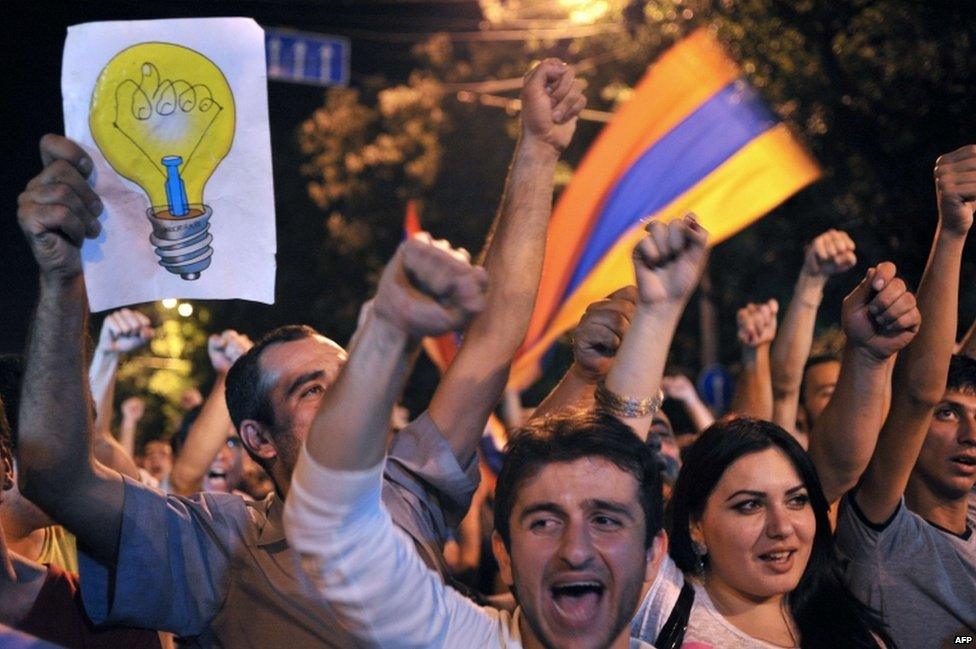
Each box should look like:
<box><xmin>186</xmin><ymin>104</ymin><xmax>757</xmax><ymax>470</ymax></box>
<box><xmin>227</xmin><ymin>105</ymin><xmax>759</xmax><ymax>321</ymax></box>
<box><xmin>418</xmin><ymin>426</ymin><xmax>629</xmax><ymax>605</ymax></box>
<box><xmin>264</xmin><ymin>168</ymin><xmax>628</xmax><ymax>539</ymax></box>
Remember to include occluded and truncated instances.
<box><xmin>508</xmin><ymin>29</ymin><xmax>821</xmax><ymax>389</ymax></box>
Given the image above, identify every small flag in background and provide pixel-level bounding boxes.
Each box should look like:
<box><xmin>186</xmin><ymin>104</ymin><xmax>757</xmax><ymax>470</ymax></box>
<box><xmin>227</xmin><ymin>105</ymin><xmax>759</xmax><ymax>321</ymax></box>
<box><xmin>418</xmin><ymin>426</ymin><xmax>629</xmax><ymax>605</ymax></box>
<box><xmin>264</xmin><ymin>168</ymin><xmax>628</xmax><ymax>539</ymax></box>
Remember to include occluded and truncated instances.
<box><xmin>404</xmin><ymin>200</ymin><xmax>509</xmax><ymax>452</ymax></box>
<box><xmin>404</xmin><ymin>200</ymin><xmax>462</xmax><ymax>372</ymax></box>
<box><xmin>508</xmin><ymin>29</ymin><xmax>821</xmax><ymax>390</ymax></box>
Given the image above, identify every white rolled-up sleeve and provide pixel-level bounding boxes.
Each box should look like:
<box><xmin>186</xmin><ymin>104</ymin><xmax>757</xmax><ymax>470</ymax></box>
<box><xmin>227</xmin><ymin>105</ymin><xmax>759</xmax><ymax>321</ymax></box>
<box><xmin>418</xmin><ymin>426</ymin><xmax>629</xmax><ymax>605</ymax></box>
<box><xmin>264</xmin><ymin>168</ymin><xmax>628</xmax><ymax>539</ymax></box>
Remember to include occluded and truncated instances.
<box><xmin>283</xmin><ymin>448</ymin><xmax>501</xmax><ymax>648</ymax></box>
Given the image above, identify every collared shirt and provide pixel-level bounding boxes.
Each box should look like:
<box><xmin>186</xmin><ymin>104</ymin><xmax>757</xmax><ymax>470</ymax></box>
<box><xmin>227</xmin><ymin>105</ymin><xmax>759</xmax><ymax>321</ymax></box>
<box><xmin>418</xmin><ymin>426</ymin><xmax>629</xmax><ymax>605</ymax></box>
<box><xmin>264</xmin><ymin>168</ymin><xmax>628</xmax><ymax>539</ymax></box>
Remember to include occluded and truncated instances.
<box><xmin>283</xmin><ymin>449</ymin><xmax>656</xmax><ymax>649</ymax></box>
<box><xmin>79</xmin><ymin>412</ymin><xmax>478</xmax><ymax>648</ymax></box>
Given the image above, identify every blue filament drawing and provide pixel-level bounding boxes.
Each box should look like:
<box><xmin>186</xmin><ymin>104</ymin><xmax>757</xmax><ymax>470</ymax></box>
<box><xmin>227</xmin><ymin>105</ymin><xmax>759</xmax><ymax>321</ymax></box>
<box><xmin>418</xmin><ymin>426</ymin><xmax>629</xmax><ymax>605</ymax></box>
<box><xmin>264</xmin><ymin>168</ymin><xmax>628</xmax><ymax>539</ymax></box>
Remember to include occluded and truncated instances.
<box><xmin>162</xmin><ymin>155</ymin><xmax>189</xmax><ymax>215</ymax></box>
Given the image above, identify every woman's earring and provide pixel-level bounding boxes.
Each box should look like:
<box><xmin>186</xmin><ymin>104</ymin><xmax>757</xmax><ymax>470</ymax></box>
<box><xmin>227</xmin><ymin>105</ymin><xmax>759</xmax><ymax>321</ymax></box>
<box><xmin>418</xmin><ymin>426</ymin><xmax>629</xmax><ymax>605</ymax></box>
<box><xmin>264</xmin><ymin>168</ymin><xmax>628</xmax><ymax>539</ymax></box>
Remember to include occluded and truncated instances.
<box><xmin>692</xmin><ymin>541</ymin><xmax>707</xmax><ymax>577</ymax></box>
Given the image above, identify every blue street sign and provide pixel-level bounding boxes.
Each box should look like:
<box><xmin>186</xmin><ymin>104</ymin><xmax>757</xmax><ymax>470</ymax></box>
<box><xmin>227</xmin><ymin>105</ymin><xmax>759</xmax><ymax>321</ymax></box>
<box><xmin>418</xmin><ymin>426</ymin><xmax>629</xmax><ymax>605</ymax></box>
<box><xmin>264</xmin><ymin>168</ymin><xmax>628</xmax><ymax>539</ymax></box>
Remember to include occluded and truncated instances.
<box><xmin>697</xmin><ymin>363</ymin><xmax>734</xmax><ymax>415</ymax></box>
<box><xmin>265</xmin><ymin>28</ymin><xmax>350</xmax><ymax>87</ymax></box>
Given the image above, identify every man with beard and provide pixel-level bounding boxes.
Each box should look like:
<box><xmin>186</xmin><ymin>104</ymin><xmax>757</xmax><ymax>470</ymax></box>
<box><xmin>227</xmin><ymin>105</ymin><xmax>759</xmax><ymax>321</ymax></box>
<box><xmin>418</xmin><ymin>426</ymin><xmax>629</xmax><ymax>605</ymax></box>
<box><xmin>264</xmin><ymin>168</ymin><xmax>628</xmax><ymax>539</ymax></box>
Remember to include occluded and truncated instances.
<box><xmin>282</xmin><ymin>216</ymin><xmax>711</xmax><ymax>648</ymax></box>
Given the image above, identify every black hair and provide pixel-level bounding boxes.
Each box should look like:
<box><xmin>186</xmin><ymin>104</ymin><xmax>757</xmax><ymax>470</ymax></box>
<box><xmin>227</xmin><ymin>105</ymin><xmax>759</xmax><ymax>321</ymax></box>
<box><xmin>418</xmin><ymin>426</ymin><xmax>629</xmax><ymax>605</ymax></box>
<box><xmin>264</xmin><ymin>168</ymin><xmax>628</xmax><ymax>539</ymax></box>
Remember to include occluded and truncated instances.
<box><xmin>799</xmin><ymin>354</ymin><xmax>840</xmax><ymax>409</ymax></box>
<box><xmin>946</xmin><ymin>354</ymin><xmax>976</xmax><ymax>395</ymax></box>
<box><xmin>224</xmin><ymin>325</ymin><xmax>321</xmax><ymax>468</ymax></box>
<box><xmin>668</xmin><ymin>417</ymin><xmax>893</xmax><ymax>648</ymax></box>
<box><xmin>494</xmin><ymin>409</ymin><xmax>663</xmax><ymax>549</ymax></box>
<box><xmin>0</xmin><ymin>355</ymin><xmax>24</xmax><ymax>450</ymax></box>
<box><xmin>803</xmin><ymin>354</ymin><xmax>840</xmax><ymax>374</ymax></box>
<box><xmin>225</xmin><ymin>325</ymin><xmax>320</xmax><ymax>431</ymax></box>
<box><xmin>137</xmin><ymin>434</ymin><xmax>174</xmax><ymax>458</ymax></box>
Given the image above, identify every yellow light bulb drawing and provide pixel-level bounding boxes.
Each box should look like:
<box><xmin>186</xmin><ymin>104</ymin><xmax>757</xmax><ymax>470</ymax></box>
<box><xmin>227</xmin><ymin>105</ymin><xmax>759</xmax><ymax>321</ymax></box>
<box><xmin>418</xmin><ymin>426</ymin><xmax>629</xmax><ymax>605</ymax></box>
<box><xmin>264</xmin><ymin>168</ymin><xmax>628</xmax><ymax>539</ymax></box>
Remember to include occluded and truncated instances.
<box><xmin>90</xmin><ymin>42</ymin><xmax>235</xmax><ymax>280</ymax></box>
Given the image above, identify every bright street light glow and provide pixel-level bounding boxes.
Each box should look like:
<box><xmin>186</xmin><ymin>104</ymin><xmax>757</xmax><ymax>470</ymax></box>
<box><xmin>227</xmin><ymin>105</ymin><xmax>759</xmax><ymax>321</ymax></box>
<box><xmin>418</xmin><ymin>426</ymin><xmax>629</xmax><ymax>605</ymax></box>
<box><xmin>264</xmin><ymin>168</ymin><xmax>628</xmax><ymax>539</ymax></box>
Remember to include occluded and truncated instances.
<box><xmin>161</xmin><ymin>298</ymin><xmax>177</xmax><ymax>309</ymax></box>
<box><xmin>177</xmin><ymin>303</ymin><xmax>193</xmax><ymax>317</ymax></box>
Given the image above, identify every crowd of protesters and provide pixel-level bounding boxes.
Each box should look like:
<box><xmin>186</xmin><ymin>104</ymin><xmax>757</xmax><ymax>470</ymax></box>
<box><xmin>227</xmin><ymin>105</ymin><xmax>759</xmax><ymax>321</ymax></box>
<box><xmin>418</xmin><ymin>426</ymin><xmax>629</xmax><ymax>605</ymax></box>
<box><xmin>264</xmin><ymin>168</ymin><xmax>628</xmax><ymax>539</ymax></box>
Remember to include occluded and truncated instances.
<box><xmin>1</xmin><ymin>57</ymin><xmax>973</xmax><ymax>649</ymax></box>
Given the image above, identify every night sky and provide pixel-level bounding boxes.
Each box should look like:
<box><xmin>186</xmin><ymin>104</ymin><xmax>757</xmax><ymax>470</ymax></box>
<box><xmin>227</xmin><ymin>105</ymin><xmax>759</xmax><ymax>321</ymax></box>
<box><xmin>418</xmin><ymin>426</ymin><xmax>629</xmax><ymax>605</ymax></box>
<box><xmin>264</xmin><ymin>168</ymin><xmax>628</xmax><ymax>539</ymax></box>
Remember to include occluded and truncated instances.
<box><xmin>1</xmin><ymin>0</ymin><xmax>483</xmax><ymax>353</ymax></box>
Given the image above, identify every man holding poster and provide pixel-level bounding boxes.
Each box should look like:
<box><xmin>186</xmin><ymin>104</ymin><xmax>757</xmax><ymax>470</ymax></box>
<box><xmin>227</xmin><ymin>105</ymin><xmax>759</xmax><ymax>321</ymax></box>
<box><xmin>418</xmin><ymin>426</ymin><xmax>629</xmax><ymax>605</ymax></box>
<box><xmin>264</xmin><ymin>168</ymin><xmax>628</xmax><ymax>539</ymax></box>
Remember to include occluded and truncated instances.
<box><xmin>16</xmin><ymin>40</ymin><xmax>586</xmax><ymax>647</ymax></box>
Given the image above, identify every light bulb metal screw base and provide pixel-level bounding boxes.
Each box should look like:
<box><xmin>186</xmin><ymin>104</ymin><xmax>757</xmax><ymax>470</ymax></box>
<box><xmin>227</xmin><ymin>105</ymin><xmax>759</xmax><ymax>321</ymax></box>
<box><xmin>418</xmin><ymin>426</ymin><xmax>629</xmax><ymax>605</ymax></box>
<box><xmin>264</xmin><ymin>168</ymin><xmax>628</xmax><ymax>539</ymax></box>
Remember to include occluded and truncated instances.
<box><xmin>146</xmin><ymin>203</ymin><xmax>214</xmax><ymax>281</ymax></box>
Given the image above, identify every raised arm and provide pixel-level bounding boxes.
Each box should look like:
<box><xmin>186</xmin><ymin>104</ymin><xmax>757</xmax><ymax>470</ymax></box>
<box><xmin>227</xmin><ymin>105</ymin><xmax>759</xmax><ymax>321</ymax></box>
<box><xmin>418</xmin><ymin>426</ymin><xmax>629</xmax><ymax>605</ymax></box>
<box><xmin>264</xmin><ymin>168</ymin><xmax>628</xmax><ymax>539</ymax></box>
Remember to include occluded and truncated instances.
<box><xmin>89</xmin><ymin>308</ymin><xmax>153</xmax><ymax>480</ymax></box>
<box><xmin>661</xmin><ymin>374</ymin><xmax>715</xmax><ymax>433</ymax></box>
<box><xmin>958</xmin><ymin>317</ymin><xmax>976</xmax><ymax>360</ymax></box>
<box><xmin>16</xmin><ymin>134</ymin><xmax>124</xmax><ymax>564</ymax></box>
<box><xmin>90</xmin><ymin>308</ymin><xmax>153</xmax><ymax>438</ymax></box>
<box><xmin>729</xmin><ymin>300</ymin><xmax>778</xmax><ymax>421</ymax></box>
<box><xmin>855</xmin><ymin>145</ymin><xmax>974</xmax><ymax>522</ymax></box>
<box><xmin>428</xmin><ymin>59</ymin><xmax>585</xmax><ymax>463</ymax></box>
<box><xmin>531</xmin><ymin>286</ymin><xmax>636</xmax><ymax>419</ymax></box>
<box><xmin>285</xmin><ymin>235</ymin><xmax>491</xmax><ymax>646</ymax></box>
<box><xmin>770</xmin><ymin>230</ymin><xmax>856</xmax><ymax>434</ymax></box>
<box><xmin>305</xmin><ymin>234</ymin><xmax>488</xmax><ymax>471</ymax></box>
<box><xmin>601</xmin><ymin>215</ymin><xmax>709</xmax><ymax>439</ymax></box>
<box><xmin>169</xmin><ymin>330</ymin><xmax>252</xmax><ymax>495</ymax></box>
<box><xmin>117</xmin><ymin>397</ymin><xmax>145</xmax><ymax>462</ymax></box>
<box><xmin>807</xmin><ymin>263</ymin><xmax>920</xmax><ymax>503</ymax></box>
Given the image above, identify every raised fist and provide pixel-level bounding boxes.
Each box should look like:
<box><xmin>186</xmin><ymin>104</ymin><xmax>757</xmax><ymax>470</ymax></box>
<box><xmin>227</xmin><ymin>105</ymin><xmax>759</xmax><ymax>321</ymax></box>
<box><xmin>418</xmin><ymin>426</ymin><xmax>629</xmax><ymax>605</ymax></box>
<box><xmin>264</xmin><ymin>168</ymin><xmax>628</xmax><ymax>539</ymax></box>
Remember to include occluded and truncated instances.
<box><xmin>208</xmin><ymin>330</ymin><xmax>254</xmax><ymax>375</ymax></box>
<box><xmin>632</xmin><ymin>214</ymin><xmax>709</xmax><ymax>308</ymax></box>
<box><xmin>571</xmin><ymin>286</ymin><xmax>637</xmax><ymax>382</ymax></box>
<box><xmin>17</xmin><ymin>135</ymin><xmax>103</xmax><ymax>282</ymax></box>
<box><xmin>842</xmin><ymin>262</ymin><xmax>920</xmax><ymax>361</ymax></box>
<box><xmin>120</xmin><ymin>396</ymin><xmax>146</xmax><ymax>424</ymax></box>
<box><xmin>98</xmin><ymin>308</ymin><xmax>154</xmax><ymax>355</ymax></box>
<box><xmin>934</xmin><ymin>145</ymin><xmax>976</xmax><ymax>236</ymax></box>
<box><xmin>736</xmin><ymin>299</ymin><xmax>779</xmax><ymax>348</ymax></box>
<box><xmin>802</xmin><ymin>229</ymin><xmax>856</xmax><ymax>278</ymax></box>
<box><xmin>521</xmin><ymin>59</ymin><xmax>586</xmax><ymax>153</ymax></box>
<box><xmin>373</xmin><ymin>232</ymin><xmax>488</xmax><ymax>339</ymax></box>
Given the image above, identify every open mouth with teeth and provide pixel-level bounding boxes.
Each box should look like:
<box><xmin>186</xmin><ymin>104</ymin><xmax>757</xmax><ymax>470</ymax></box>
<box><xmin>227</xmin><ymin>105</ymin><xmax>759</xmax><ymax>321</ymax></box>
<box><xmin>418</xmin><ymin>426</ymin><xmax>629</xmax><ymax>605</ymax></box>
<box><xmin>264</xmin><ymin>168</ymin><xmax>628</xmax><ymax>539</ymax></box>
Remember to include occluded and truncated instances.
<box><xmin>549</xmin><ymin>581</ymin><xmax>605</xmax><ymax>626</ymax></box>
<box><xmin>207</xmin><ymin>470</ymin><xmax>229</xmax><ymax>489</ymax></box>
<box><xmin>949</xmin><ymin>455</ymin><xmax>976</xmax><ymax>474</ymax></box>
<box><xmin>758</xmin><ymin>550</ymin><xmax>795</xmax><ymax>563</ymax></box>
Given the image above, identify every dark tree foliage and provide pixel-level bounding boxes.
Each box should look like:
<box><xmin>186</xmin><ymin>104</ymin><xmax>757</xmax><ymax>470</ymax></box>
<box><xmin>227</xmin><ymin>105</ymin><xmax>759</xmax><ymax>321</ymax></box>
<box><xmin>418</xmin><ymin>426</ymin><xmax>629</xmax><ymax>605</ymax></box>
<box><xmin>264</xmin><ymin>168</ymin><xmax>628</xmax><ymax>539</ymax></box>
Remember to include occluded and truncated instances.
<box><xmin>273</xmin><ymin>0</ymin><xmax>976</xmax><ymax>396</ymax></box>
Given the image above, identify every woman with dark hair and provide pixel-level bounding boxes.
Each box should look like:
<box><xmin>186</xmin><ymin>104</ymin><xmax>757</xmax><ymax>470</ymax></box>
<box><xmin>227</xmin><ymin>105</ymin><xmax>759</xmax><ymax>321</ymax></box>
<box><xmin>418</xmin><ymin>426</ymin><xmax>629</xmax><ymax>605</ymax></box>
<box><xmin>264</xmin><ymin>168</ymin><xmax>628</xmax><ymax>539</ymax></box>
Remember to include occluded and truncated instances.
<box><xmin>666</xmin><ymin>418</ymin><xmax>892</xmax><ymax>648</ymax></box>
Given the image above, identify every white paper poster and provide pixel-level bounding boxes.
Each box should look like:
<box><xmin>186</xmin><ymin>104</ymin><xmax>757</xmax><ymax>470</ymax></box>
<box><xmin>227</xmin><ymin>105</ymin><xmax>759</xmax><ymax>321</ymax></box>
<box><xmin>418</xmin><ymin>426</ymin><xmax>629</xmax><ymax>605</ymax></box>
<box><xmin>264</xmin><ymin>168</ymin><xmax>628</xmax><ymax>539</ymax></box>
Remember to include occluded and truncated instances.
<box><xmin>62</xmin><ymin>17</ymin><xmax>276</xmax><ymax>312</ymax></box>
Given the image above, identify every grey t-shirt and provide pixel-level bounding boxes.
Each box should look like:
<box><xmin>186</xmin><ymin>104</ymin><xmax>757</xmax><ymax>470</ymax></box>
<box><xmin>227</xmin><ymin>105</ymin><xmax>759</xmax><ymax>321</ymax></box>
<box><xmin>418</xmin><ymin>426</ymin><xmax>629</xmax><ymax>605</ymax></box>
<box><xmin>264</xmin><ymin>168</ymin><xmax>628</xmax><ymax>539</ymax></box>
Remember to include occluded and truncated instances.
<box><xmin>835</xmin><ymin>494</ymin><xmax>976</xmax><ymax>649</ymax></box>
<box><xmin>78</xmin><ymin>412</ymin><xmax>479</xmax><ymax>648</ymax></box>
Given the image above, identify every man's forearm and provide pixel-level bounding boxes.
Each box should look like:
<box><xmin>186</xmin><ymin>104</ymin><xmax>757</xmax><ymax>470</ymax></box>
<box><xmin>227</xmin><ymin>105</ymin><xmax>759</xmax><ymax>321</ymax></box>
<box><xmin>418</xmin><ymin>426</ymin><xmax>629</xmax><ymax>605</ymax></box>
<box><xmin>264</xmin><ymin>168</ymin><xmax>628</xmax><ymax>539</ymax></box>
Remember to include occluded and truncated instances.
<box><xmin>730</xmin><ymin>345</ymin><xmax>773</xmax><ymax>421</ymax></box>
<box><xmin>808</xmin><ymin>345</ymin><xmax>890</xmax><ymax>502</ymax></box>
<box><xmin>680</xmin><ymin>394</ymin><xmax>715</xmax><ymax>433</ymax></box>
<box><xmin>958</xmin><ymin>317</ymin><xmax>976</xmax><ymax>360</ymax></box>
<box><xmin>770</xmin><ymin>274</ymin><xmax>825</xmax><ymax>431</ymax></box>
<box><xmin>431</xmin><ymin>139</ymin><xmax>559</xmax><ymax>462</ymax></box>
<box><xmin>19</xmin><ymin>277</ymin><xmax>123</xmax><ymax>560</ymax></box>
<box><xmin>771</xmin><ymin>273</ymin><xmax>825</xmax><ymax>396</ymax></box>
<box><xmin>897</xmin><ymin>229</ymin><xmax>966</xmax><ymax>405</ymax></box>
<box><xmin>20</xmin><ymin>277</ymin><xmax>93</xmax><ymax>484</ymax></box>
<box><xmin>306</xmin><ymin>313</ymin><xmax>415</xmax><ymax>471</ymax></box>
<box><xmin>859</xmin><ymin>230</ymin><xmax>966</xmax><ymax>507</ymax></box>
<box><xmin>474</xmin><ymin>139</ymin><xmax>559</xmax><ymax>348</ymax></box>
<box><xmin>170</xmin><ymin>375</ymin><xmax>231</xmax><ymax>495</ymax></box>
<box><xmin>88</xmin><ymin>346</ymin><xmax>119</xmax><ymax>434</ymax></box>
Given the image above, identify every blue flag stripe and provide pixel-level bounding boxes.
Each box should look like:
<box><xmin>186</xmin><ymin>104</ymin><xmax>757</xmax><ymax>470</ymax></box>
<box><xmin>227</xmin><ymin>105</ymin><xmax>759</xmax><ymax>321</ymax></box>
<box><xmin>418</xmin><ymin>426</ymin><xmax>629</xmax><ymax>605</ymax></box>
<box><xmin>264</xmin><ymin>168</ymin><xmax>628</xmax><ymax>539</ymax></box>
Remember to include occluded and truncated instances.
<box><xmin>562</xmin><ymin>79</ymin><xmax>777</xmax><ymax>299</ymax></box>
